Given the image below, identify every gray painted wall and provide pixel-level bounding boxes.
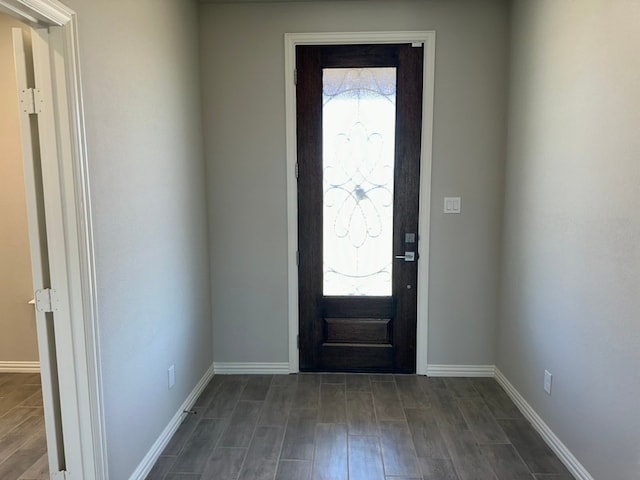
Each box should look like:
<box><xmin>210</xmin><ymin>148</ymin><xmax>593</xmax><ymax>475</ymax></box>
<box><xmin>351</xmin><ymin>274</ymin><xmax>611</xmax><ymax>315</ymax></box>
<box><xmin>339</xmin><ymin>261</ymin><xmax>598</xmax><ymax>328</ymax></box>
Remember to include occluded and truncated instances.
<box><xmin>199</xmin><ymin>0</ymin><xmax>509</xmax><ymax>366</ymax></box>
<box><xmin>0</xmin><ymin>14</ymin><xmax>38</xmax><ymax>363</ymax></box>
<box><xmin>23</xmin><ymin>0</ymin><xmax>637</xmax><ymax>477</ymax></box>
<box><xmin>498</xmin><ymin>1</ymin><xmax>640</xmax><ymax>478</ymax></box>
<box><xmin>62</xmin><ymin>1</ymin><xmax>212</xmax><ymax>478</ymax></box>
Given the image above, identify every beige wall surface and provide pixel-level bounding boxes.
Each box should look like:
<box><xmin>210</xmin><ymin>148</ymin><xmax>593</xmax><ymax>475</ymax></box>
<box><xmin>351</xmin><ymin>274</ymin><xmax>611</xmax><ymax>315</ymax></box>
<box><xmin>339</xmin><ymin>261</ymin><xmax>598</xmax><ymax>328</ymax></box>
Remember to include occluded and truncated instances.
<box><xmin>199</xmin><ymin>0</ymin><xmax>509</xmax><ymax>366</ymax></box>
<box><xmin>0</xmin><ymin>14</ymin><xmax>38</xmax><ymax>363</ymax></box>
<box><xmin>499</xmin><ymin>0</ymin><xmax>640</xmax><ymax>478</ymax></box>
<box><xmin>61</xmin><ymin>1</ymin><xmax>212</xmax><ymax>478</ymax></box>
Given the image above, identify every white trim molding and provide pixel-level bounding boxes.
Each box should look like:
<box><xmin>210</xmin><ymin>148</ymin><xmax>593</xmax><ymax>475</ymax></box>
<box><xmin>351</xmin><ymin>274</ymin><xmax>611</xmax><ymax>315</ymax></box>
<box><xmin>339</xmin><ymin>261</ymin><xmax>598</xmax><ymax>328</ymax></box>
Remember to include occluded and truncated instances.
<box><xmin>495</xmin><ymin>368</ymin><xmax>594</xmax><ymax>480</ymax></box>
<box><xmin>0</xmin><ymin>0</ymin><xmax>72</xmax><ymax>26</ymax></box>
<box><xmin>0</xmin><ymin>361</ymin><xmax>40</xmax><ymax>373</ymax></box>
<box><xmin>426</xmin><ymin>364</ymin><xmax>496</xmax><ymax>377</ymax></box>
<box><xmin>213</xmin><ymin>362</ymin><xmax>291</xmax><ymax>375</ymax></box>
<box><xmin>128</xmin><ymin>364</ymin><xmax>215</xmax><ymax>480</ymax></box>
<box><xmin>284</xmin><ymin>31</ymin><xmax>437</xmax><ymax>375</ymax></box>
<box><xmin>4</xmin><ymin>2</ymin><xmax>106</xmax><ymax>478</ymax></box>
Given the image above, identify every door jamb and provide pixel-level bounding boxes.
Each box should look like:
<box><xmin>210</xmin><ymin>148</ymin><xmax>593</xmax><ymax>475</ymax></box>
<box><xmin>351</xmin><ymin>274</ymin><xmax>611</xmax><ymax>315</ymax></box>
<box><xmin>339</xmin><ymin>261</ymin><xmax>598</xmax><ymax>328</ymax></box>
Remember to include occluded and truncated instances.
<box><xmin>1</xmin><ymin>0</ymin><xmax>106</xmax><ymax>478</ymax></box>
<box><xmin>284</xmin><ymin>31</ymin><xmax>436</xmax><ymax>375</ymax></box>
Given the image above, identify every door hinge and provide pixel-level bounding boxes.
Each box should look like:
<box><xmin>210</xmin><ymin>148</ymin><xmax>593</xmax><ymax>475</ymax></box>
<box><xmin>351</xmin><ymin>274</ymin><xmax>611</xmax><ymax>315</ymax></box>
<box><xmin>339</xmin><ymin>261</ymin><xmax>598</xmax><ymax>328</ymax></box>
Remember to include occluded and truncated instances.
<box><xmin>19</xmin><ymin>88</ymin><xmax>43</xmax><ymax>115</ymax></box>
<box><xmin>52</xmin><ymin>470</ymin><xmax>69</xmax><ymax>480</ymax></box>
<box><xmin>294</xmin><ymin>69</ymin><xmax>298</xmax><ymax>85</ymax></box>
<box><xmin>296</xmin><ymin>250</ymin><xmax>300</xmax><ymax>267</ymax></box>
<box><xmin>297</xmin><ymin>334</ymin><xmax>300</xmax><ymax>350</ymax></box>
<box><xmin>295</xmin><ymin>162</ymin><xmax>299</xmax><ymax>179</ymax></box>
<box><xmin>35</xmin><ymin>288</ymin><xmax>60</xmax><ymax>313</ymax></box>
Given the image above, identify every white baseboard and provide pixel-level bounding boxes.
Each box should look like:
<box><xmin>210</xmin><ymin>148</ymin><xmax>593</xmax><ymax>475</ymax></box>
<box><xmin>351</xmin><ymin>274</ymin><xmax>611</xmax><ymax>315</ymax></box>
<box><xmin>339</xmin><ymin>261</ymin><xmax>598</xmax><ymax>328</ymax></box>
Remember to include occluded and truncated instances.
<box><xmin>426</xmin><ymin>364</ymin><xmax>495</xmax><ymax>377</ymax></box>
<box><xmin>0</xmin><ymin>361</ymin><xmax>40</xmax><ymax>373</ymax></box>
<box><xmin>494</xmin><ymin>368</ymin><xmax>593</xmax><ymax>480</ymax></box>
<box><xmin>128</xmin><ymin>363</ymin><xmax>215</xmax><ymax>480</ymax></box>
<box><xmin>213</xmin><ymin>362</ymin><xmax>291</xmax><ymax>374</ymax></box>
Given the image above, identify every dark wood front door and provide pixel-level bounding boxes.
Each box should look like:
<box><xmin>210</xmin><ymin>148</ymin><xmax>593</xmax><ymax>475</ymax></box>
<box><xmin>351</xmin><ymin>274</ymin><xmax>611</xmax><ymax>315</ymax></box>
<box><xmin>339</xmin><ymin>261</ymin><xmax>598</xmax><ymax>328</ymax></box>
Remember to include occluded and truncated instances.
<box><xmin>297</xmin><ymin>43</ymin><xmax>423</xmax><ymax>373</ymax></box>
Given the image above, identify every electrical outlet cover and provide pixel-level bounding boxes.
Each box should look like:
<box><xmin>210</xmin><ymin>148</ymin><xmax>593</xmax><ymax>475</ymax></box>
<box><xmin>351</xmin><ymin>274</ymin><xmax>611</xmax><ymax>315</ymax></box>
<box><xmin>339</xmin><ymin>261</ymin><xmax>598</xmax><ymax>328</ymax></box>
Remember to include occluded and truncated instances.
<box><xmin>544</xmin><ymin>370</ymin><xmax>552</xmax><ymax>395</ymax></box>
<box><xmin>168</xmin><ymin>365</ymin><xmax>176</xmax><ymax>389</ymax></box>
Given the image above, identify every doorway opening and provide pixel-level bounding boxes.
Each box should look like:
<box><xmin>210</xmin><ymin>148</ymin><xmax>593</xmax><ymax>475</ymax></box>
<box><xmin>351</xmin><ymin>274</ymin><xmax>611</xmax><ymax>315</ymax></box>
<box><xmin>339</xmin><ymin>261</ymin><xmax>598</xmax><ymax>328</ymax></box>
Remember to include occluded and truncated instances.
<box><xmin>296</xmin><ymin>43</ymin><xmax>423</xmax><ymax>372</ymax></box>
<box><xmin>0</xmin><ymin>1</ymin><xmax>105</xmax><ymax>478</ymax></box>
<box><xmin>284</xmin><ymin>32</ymin><xmax>436</xmax><ymax>375</ymax></box>
<box><xmin>0</xmin><ymin>13</ymin><xmax>48</xmax><ymax>478</ymax></box>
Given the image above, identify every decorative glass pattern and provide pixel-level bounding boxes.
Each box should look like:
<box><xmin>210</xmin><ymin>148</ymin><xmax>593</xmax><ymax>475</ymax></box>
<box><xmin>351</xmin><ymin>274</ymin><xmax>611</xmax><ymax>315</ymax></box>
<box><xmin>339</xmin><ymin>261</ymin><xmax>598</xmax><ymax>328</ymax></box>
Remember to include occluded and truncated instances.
<box><xmin>322</xmin><ymin>67</ymin><xmax>397</xmax><ymax>296</ymax></box>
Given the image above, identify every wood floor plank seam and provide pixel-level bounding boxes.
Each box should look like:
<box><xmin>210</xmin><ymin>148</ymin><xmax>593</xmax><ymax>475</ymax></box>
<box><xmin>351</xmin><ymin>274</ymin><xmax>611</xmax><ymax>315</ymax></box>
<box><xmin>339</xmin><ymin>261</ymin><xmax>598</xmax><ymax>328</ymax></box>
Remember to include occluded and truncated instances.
<box><xmin>230</xmin><ymin>376</ymin><xmax>271</xmax><ymax>480</ymax></box>
<box><xmin>272</xmin><ymin>389</ymin><xmax>294</xmax><ymax>480</ymax></box>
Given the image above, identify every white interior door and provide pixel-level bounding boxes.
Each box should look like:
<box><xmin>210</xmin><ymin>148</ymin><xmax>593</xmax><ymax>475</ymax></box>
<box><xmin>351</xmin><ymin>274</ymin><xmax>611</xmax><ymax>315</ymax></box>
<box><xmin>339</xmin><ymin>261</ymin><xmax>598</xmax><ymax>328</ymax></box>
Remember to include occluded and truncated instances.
<box><xmin>12</xmin><ymin>26</ymin><xmax>75</xmax><ymax>479</ymax></box>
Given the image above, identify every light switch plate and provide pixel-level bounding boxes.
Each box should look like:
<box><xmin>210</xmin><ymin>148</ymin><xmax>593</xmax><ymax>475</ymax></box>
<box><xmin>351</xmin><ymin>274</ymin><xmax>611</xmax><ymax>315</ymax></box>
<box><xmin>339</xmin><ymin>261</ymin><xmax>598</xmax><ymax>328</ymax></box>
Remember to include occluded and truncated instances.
<box><xmin>444</xmin><ymin>197</ymin><xmax>461</xmax><ymax>214</ymax></box>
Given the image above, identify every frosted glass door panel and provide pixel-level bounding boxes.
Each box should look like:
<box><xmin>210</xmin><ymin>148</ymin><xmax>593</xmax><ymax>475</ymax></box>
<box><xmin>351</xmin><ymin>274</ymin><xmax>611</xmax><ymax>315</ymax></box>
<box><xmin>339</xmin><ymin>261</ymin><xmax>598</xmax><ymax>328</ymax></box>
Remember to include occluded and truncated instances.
<box><xmin>322</xmin><ymin>67</ymin><xmax>397</xmax><ymax>296</ymax></box>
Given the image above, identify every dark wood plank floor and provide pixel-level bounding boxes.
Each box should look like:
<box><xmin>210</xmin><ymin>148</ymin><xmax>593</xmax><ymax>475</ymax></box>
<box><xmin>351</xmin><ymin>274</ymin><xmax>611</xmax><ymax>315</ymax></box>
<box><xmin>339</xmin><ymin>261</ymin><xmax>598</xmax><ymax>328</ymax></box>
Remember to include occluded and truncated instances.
<box><xmin>0</xmin><ymin>373</ymin><xmax>48</xmax><ymax>480</ymax></box>
<box><xmin>147</xmin><ymin>374</ymin><xmax>574</xmax><ymax>480</ymax></box>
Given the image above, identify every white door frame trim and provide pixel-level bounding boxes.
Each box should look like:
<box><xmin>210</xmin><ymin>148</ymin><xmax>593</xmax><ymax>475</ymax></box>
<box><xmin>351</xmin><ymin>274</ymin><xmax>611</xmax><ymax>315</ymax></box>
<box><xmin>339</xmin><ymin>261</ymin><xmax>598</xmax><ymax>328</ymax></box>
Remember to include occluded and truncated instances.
<box><xmin>284</xmin><ymin>31</ymin><xmax>436</xmax><ymax>374</ymax></box>
<box><xmin>2</xmin><ymin>0</ymin><xmax>106</xmax><ymax>478</ymax></box>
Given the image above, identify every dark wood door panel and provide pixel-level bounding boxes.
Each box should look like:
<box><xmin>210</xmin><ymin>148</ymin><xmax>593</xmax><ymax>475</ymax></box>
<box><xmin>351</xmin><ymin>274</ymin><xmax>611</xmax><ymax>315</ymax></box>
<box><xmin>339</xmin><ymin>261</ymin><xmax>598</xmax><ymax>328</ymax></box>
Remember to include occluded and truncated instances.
<box><xmin>319</xmin><ymin>345</ymin><xmax>394</xmax><ymax>372</ymax></box>
<box><xmin>322</xmin><ymin>296</ymin><xmax>396</xmax><ymax>317</ymax></box>
<box><xmin>324</xmin><ymin>318</ymin><xmax>391</xmax><ymax>344</ymax></box>
<box><xmin>319</xmin><ymin>44</ymin><xmax>399</xmax><ymax>67</ymax></box>
<box><xmin>322</xmin><ymin>296</ymin><xmax>395</xmax><ymax>347</ymax></box>
<box><xmin>297</xmin><ymin>43</ymin><xmax>423</xmax><ymax>373</ymax></box>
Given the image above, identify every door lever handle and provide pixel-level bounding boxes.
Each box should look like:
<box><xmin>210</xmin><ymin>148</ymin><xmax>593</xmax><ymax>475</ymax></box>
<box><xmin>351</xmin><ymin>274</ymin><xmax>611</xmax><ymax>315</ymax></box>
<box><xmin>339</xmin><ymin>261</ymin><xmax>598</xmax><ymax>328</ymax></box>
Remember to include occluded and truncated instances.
<box><xmin>395</xmin><ymin>252</ymin><xmax>416</xmax><ymax>262</ymax></box>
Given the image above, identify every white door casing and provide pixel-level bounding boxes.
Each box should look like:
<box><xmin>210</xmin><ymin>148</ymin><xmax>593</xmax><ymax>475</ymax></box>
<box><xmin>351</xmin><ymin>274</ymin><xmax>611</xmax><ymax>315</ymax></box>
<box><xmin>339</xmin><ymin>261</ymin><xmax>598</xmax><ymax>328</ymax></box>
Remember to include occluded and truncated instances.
<box><xmin>284</xmin><ymin>32</ymin><xmax>436</xmax><ymax>374</ymax></box>
<box><xmin>4</xmin><ymin>0</ymin><xmax>106</xmax><ymax>478</ymax></box>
